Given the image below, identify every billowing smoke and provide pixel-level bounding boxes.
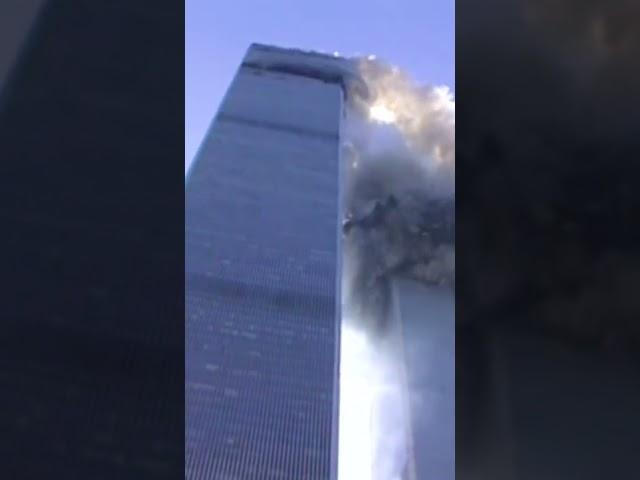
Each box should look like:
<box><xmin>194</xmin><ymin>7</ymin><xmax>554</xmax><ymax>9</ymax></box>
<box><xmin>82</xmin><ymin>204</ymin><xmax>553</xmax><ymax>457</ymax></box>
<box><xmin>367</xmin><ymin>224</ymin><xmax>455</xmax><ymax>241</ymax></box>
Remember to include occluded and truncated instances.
<box><xmin>342</xmin><ymin>57</ymin><xmax>455</xmax><ymax>339</ymax></box>
<box><xmin>338</xmin><ymin>56</ymin><xmax>454</xmax><ymax>480</ymax></box>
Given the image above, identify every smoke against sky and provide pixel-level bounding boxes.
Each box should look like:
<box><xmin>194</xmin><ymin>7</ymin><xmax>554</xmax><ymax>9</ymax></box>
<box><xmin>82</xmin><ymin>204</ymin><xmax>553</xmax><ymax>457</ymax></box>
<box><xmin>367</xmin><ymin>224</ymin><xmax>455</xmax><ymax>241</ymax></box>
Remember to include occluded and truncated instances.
<box><xmin>185</xmin><ymin>0</ymin><xmax>454</xmax><ymax>170</ymax></box>
<box><xmin>339</xmin><ymin>56</ymin><xmax>454</xmax><ymax>480</ymax></box>
<box><xmin>342</xmin><ymin>56</ymin><xmax>455</xmax><ymax>338</ymax></box>
<box><xmin>186</xmin><ymin>3</ymin><xmax>455</xmax><ymax>474</ymax></box>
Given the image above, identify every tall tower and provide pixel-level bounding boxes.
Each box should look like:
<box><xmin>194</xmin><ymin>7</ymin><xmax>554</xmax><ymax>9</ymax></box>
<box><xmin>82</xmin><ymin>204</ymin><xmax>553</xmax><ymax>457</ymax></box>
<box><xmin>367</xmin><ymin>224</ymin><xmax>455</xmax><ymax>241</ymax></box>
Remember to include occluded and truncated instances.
<box><xmin>185</xmin><ymin>44</ymin><xmax>349</xmax><ymax>479</ymax></box>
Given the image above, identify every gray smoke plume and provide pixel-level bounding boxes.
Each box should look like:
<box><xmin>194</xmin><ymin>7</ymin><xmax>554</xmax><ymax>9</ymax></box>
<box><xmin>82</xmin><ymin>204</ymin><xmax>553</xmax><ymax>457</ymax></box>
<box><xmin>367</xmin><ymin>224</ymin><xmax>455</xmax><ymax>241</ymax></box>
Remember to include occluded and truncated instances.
<box><xmin>337</xmin><ymin>56</ymin><xmax>454</xmax><ymax>480</ymax></box>
<box><xmin>341</xmin><ymin>57</ymin><xmax>455</xmax><ymax>340</ymax></box>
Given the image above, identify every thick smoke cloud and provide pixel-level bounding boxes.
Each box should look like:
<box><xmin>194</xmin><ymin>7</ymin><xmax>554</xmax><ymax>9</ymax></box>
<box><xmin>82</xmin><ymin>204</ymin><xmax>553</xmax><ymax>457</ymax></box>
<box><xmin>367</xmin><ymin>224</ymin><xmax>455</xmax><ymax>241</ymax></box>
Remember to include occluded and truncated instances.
<box><xmin>337</xmin><ymin>56</ymin><xmax>454</xmax><ymax>480</ymax></box>
<box><xmin>341</xmin><ymin>58</ymin><xmax>455</xmax><ymax>339</ymax></box>
<box><xmin>457</xmin><ymin>0</ymin><xmax>640</xmax><ymax>349</ymax></box>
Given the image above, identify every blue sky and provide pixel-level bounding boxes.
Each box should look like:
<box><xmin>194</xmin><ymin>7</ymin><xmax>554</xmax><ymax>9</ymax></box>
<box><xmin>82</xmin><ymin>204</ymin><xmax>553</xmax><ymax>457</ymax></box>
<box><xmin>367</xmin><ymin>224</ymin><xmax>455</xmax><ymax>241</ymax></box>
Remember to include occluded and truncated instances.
<box><xmin>185</xmin><ymin>0</ymin><xmax>454</xmax><ymax>169</ymax></box>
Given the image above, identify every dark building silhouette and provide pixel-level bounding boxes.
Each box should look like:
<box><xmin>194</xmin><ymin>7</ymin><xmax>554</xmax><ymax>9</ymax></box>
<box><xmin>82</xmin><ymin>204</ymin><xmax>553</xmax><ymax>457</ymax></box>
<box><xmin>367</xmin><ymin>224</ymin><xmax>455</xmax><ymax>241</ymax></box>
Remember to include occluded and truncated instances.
<box><xmin>0</xmin><ymin>1</ymin><xmax>184</xmax><ymax>478</ymax></box>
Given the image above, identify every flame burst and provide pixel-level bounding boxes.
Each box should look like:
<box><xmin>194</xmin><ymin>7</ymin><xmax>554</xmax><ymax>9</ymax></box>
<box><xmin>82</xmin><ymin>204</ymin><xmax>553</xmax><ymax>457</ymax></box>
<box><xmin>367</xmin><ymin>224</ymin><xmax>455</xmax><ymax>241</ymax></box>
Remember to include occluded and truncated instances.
<box><xmin>369</xmin><ymin>103</ymin><xmax>398</xmax><ymax>124</ymax></box>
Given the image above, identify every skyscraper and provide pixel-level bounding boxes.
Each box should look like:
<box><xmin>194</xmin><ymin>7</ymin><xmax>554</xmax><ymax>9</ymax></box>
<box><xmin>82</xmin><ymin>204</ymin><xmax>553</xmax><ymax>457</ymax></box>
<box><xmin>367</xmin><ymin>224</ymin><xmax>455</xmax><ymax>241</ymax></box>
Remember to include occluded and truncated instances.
<box><xmin>392</xmin><ymin>278</ymin><xmax>454</xmax><ymax>480</ymax></box>
<box><xmin>185</xmin><ymin>44</ymin><xmax>350</xmax><ymax>479</ymax></box>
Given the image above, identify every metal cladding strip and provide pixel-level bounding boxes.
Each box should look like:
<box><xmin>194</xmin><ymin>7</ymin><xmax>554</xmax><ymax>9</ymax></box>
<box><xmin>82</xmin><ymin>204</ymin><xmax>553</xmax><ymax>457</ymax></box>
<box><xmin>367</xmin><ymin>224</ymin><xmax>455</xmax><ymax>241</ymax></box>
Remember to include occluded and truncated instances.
<box><xmin>331</xmin><ymin>87</ymin><xmax>345</xmax><ymax>480</ymax></box>
<box><xmin>242</xmin><ymin>61</ymin><xmax>347</xmax><ymax>89</ymax></box>
<box><xmin>391</xmin><ymin>278</ymin><xmax>419</xmax><ymax>480</ymax></box>
<box><xmin>242</xmin><ymin>42</ymin><xmax>369</xmax><ymax>101</ymax></box>
<box><xmin>217</xmin><ymin>112</ymin><xmax>339</xmax><ymax>142</ymax></box>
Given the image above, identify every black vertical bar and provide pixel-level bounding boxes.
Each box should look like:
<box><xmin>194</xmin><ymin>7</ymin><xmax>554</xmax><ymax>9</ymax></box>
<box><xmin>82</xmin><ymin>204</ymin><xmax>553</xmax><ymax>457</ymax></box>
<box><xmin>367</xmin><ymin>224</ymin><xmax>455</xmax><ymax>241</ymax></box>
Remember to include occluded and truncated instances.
<box><xmin>0</xmin><ymin>1</ymin><xmax>185</xmax><ymax>478</ymax></box>
<box><xmin>457</xmin><ymin>0</ymin><xmax>640</xmax><ymax>478</ymax></box>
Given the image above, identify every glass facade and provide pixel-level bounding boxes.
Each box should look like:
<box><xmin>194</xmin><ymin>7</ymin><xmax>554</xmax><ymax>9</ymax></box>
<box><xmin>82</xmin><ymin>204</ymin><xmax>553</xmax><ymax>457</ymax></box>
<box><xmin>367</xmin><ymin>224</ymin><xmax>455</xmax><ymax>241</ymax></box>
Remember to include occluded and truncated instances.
<box><xmin>186</xmin><ymin>44</ymin><xmax>344</xmax><ymax>479</ymax></box>
<box><xmin>393</xmin><ymin>278</ymin><xmax>455</xmax><ymax>480</ymax></box>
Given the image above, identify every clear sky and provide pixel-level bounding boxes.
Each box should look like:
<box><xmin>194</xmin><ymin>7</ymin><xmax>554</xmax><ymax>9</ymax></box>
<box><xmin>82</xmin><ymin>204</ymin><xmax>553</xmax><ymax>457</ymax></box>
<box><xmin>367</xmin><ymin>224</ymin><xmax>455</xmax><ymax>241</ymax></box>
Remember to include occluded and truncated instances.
<box><xmin>185</xmin><ymin>0</ymin><xmax>454</xmax><ymax>169</ymax></box>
